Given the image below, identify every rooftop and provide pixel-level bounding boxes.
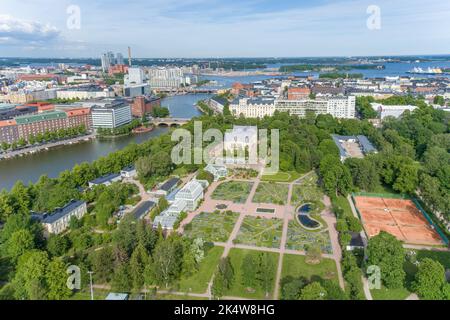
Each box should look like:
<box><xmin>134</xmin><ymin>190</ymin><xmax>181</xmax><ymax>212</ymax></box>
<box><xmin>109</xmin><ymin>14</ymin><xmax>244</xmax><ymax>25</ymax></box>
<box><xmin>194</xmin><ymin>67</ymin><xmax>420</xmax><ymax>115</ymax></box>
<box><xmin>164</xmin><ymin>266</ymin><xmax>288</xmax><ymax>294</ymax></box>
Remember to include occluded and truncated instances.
<box><xmin>89</xmin><ymin>173</ymin><xmax>121</xmax><ymax>185</ymax></box>
<box><xmin>42</xmin><ymin>200</ymin><xmax>86</xmax><ymax>224</ymax></box>
<box><xmin>132</xmin><ymin>201</ymin><xmax>156</xmax><ymax>220</ymax></box>
<box><xmin>159</xmin><ymin>177</ymin><xmax>180</xmax><ymax>192</ymax></box>
<box><xmin>15</xmin><ymin>110</ymin><xmax>67</xmax><ymax>125</ymax></box>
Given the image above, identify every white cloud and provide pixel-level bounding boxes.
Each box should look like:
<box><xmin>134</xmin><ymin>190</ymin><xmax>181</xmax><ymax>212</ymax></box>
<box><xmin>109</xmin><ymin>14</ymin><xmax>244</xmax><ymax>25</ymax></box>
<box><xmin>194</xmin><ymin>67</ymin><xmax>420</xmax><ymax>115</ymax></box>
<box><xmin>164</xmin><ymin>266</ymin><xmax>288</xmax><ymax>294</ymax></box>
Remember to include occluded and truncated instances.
<box><xmin>0</xmin><ymin>14</ymin><xmax>60</xmax><ymax>45</ymax></box>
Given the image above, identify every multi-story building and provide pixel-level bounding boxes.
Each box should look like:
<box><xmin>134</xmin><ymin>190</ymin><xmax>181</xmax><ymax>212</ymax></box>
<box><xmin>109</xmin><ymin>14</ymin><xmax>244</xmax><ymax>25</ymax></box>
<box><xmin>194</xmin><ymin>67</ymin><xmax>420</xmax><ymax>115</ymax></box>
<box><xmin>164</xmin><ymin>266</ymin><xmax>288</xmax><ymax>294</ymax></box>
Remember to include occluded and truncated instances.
<box><xmin>288</xmin><ymin>87</ymin><xmax>311</xmax><ymax>100</ymax></box>
<box><xmin>124</xmin><ymin>83</ymin><xmax>151</xmax><ymax>98</ymax></box>
<box><xmin>147</xmin><ymin>67</ymin><xmax>185</xmax><ymax>89</ymax></box>
<box><xmin>131</xmin><ymin>95</ymin><xmax>161</xmax><ymax>117</ymax></box>
<box><xmin>65</xmin><ymin>108</ymin><xmax>92</xmax><ymax>130</ymax></box>
<box><xmin>15</xmin><ymin>111</ymin><xmax>68</xmax><ymax>140</ymax></box>
<box><xmin>56</xmin><ymin>86</ymin><xmax>115</xmax><ymax>100</ymax></box>
<box><xmin>230</xmin><ymin>96</ymin><xmax>356</xmax><ymax>119</ymax></box>
<box><xmin>370</xmin><ymin>103</ymin><xmax>417</xmax><ymax>120</ymax></box>
<box><xmin>101</xmin><ymin>51</ymin><xmax>115</xmax><ymax>72</ymax></box>
<box><xmin>124</xmin><ymin>67</ymin><xmax>145</xmax><ymax>85</ymax></box>
<box><xmin>91</xmin><ymin>99</ymin><xmax>132</xmax><ymax>129</ymax></box>
<box><xmin>37</xmin><ymin>200</ymin><xmax>87</xmax><ymax>235</ymax></box>
<box><xmin>0</xmin><ymin>119</ymin><xmax>19</xmax><ymax>144</ymax></box>
<box><xmin>229</xmin><ymin>97</ymin><xmax>275</xmax><ymax>118</ymax></box>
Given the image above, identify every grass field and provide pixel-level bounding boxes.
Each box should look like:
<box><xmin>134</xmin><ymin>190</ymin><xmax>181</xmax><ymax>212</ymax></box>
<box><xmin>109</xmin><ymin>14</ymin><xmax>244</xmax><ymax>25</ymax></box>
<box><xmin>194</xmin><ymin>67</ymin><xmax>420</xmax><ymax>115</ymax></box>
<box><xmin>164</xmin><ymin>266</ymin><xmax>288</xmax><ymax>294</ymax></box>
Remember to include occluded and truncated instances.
<box><xmin>252</xmin><ymin>182</ymin><xmax>289</xmax><ymax>205</ymax></box>
<box><xmin>261</xmin><ymin>171</ymin><xmax>302</xmax><ymax>182</ymax></box>
<box><xmin>285</xmin><ymin>220</ymin><xmax>332</xmax><ymax>254</ymax></box>
<box><xmin>233</xmin><ymin>217</ymin><xmax>283</xmax><ymax>248</ymax></box>
<box><xmin>291</xmin><ymin>172</ymin><xmax>324</xmax><ymax>211</ymax></box>
<box><xmin>177</xmin><ymin>246</ymin><xmax>224</xmax><ymax>293</ymax></box>
<box><xmin>184</xmin><ymin>211</ymin><xmax>239</xmax><ymax>242</ymax></box>
<box><xmin>211</xmin><ymin>181</ymin><xmax>254</xmax><ymax>203</ymax></box>
<box><xmin>225</xmin><ymin>248</ymin><xmax>279</xmax><ymax>299</ymax></box>
<box><xmin>153</xmin><ymin>294</ymin><xmax>208</xmax><ymax>300</ymax></box>
<box><xmin>281</xmin><ymin>254</ymin><xmax>338</xmax><ymax>284</ymax></box>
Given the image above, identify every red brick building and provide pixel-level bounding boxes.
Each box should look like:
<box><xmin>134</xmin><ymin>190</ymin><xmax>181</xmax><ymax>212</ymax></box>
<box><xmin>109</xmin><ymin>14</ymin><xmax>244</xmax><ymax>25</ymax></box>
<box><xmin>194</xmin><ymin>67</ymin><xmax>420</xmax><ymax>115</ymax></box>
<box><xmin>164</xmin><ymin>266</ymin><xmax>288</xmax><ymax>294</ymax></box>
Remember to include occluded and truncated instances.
<box><xmin>109</xmin><ymin>64</ymin><xmax>129</xmax><ymax>75</ymax></box>
<box><xmin>287</xmin><ymin>87</ymin><xmax>311</xmax><ymax>100</ymax></box>
<box><xmin>66</xmin><ymin>108</ymin><xmax>92</xmax><ymax>131</ymax></box>
<box><xmin>131</xmin><ymin>96</ymin><xmax>161</xmax><ymax>117</ymax></box>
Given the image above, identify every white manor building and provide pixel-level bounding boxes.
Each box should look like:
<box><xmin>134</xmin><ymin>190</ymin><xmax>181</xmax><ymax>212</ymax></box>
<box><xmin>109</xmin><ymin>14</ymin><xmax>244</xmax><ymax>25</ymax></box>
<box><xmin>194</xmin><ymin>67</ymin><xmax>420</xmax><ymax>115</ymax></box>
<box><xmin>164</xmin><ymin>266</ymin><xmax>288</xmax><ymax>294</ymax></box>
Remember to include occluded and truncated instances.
<box><xmin>370</xmin><ymin>103</ymin><xmax>417</xmax><ymax>120</ymax></box>
<box><xmin>230</xmin><ymin>96</ymin><xmax>356</xmax><ymax>119</ymax></box>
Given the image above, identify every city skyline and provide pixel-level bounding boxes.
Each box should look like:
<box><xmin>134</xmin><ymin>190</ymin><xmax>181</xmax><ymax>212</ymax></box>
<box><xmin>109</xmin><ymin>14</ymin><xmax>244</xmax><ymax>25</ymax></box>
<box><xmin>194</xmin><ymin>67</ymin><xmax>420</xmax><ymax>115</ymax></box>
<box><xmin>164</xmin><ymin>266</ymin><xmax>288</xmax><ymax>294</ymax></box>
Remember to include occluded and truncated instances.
<box><xmin>1</xmin><ymin>0</ymin><xmax>450</xmax><ymax>58</ymax></box>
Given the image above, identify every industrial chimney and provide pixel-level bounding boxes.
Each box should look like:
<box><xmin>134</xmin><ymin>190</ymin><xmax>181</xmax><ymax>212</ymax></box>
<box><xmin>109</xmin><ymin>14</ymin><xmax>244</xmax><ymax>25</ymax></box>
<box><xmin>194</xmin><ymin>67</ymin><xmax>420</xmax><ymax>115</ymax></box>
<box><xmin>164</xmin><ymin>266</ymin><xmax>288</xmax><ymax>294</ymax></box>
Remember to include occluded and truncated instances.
<box><xmin>128</xmin><ymin>46</ymin><xmax>132</xmax><ymax>67</ymax></box>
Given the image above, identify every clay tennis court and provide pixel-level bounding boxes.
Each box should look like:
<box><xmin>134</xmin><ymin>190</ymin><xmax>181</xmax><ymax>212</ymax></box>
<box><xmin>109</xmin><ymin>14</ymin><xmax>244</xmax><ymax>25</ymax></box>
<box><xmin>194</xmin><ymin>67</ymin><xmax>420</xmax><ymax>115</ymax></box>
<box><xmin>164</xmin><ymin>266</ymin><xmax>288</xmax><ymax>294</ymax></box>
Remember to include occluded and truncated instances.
<box><xmin>353</xmin><ymin>196</ymin><xmax>444</xmax><ymax>246</ymax></box>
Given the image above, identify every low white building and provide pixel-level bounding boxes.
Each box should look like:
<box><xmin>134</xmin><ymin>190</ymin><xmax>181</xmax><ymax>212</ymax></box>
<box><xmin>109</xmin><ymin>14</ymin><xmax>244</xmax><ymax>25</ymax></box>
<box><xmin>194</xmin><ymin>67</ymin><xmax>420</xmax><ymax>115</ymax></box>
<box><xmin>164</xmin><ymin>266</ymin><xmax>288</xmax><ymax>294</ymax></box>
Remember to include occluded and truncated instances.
<box><xmin>174</xmin><ymin>180</ymin><xmax>204</xmax><ymax>211</ymax></box>
<box><xmin>40</xmin><ymin>200</ymin><xmax>87</xmax><ymax>234</ymax></box>
<box><xmin>204</xmin><ymin>164</ymin><xmax>228</xmax><ymax>181</ymax></box>
<box><xmin>120</xmin><ymin>165</ymin><xmax>137</xmax><ymax>178</ymax></box>
<box><xmin>152</xmin><ymin>199</ymin><xmax>187</xmax><ymax>230</ymax></box>
<box><xmin>88</xmin><ymin>173</ymin><xmax>122</xmax><ymax>188</ymax></box>
<box><xmin>370</xmin><ymin>103</ymin><xmax>417</xmax><ymax>120</ymax></box>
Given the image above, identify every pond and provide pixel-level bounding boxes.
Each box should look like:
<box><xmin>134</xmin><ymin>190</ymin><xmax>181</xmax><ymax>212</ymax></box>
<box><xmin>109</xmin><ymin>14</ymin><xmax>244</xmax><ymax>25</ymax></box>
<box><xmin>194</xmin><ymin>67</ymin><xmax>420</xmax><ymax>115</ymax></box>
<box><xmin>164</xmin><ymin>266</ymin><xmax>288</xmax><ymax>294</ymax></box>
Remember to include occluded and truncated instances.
<box><xmin>296</xmin><ymin>204</ymin><xmax>321</xmax><ymax>230</ymax></box>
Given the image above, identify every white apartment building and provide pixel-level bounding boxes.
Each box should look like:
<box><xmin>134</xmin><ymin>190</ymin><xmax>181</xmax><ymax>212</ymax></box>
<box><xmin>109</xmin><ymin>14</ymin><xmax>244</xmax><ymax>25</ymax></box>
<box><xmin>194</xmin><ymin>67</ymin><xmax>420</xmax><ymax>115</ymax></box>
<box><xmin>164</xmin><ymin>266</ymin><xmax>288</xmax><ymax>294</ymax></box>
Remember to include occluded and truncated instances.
<box><xmin>230</xmin><ymin>96</ymin><xmax>355</xmax><ymax>119</ymax></box>
<box><xmin>91</xmin><ymin>100</ymin><xmax>132</xmax><ymax>129</ymax></box>
<box><xmin>147</xmin><ymin>67</ymin><xmax>185</xmax><ymax>89</ymax></box>
<box><xmin>370</xmin><ymin>103</ymin><xmax>417</xmax><ymax>120</ymax></box>
<box><xmin>56</xmin><ymin>88</ymin><xmax>114</xmax><ymax>100</ymax></box>
<box><xmin>124</xmin><ymin>67</ymin><xmax>145</xmax><ymax>86</ymax></box>
<box><xmin>41</xmin><ymin>200</ymin><xmax>87</xmax><ymax>234</ymax></box>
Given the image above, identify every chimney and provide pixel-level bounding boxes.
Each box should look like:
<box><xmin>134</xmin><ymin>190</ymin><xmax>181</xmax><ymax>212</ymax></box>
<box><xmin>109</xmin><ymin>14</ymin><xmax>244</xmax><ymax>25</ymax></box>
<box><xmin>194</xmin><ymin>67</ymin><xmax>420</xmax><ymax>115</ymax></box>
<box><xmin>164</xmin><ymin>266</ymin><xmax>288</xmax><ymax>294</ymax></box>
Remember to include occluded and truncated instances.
<box><xmin>128</xmin><ymin>46</ymin><xmax>132</xmax><ymax>67</ymax></box>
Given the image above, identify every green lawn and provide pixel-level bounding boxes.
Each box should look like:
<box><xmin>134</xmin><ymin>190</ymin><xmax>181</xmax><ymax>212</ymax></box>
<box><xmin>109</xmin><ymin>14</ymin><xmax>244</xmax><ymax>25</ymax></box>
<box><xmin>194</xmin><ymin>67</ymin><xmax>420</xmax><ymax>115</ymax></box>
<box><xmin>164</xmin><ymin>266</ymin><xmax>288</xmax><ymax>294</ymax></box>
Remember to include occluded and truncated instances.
<box><xmin>211</xmin><ymin>181</ymin><xmax>254</xmax><ymax>203</ymax></box>
<box><xmin>285</xmin><ymin>220</ymin><xmax>333</xmax><ymax>254</ymax></box>
<box><xmin>415</xmin><ymin>249</ymin><xmax>450</xmax><ymax>269</ymax></box>
<box><xmin>370</xmin><ymin>286</ymin><xmax>411</xmax><ymax>300</ymax></box>
<box><xmin>225</xmin><ymin>248</ymin><xmax>279</xmax><ymax>299</ymax></box>
<box><xmin>261</xmin><ymin>171</ymin><xmax>302</xmax><ymax>182</ymax></box>
<box><xmin>281</xmin><ymin>254</ymin><xmax>338</xmax><ymax>284</ymax></box>
<box><xmin>154</xmin><ymin>293</ymin><xmax>208</xmax><ymax>300</ymax></box>
<box><xmin>70</xmin><ymin>289</ymin><xmax>109</xmax><ymax>300</ymax></box>
<box><xmin>331</xmin><ymin>196</ymin><xmax>353</xmax><ymax>218</ymax></box>
<box><xmin>233</xmin><ymin>217</ymin><xmax>283</xmax><ymax>248</ymax></box>
<box><xmin>252</xmin><ymin>182</ymin><xmax>289</xmax><ymax>205</ymax></box>
<box><xmin>290</xmin><ymin>172</ymin><xmax>324</xmax><ymax>211</ymax></box>
<box><xmin>177</xmin><ymin>246</ymin><xmax>224</xmax><ymax>293</ymax></box>
<box><xmin>184</xmin><ymin>211</ymin><xmax>239</xmax><ymax>242</ymax></box>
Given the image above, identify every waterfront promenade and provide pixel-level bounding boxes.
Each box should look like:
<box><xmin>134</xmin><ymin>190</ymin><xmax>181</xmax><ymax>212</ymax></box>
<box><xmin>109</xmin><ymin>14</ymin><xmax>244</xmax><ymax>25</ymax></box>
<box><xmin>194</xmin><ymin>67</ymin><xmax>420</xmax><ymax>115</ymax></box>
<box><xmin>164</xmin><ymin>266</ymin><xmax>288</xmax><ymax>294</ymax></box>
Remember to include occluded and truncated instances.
<box><xmin>0</xmin><ymin>133</ymin><xmax>96</xmax><ymax>160</ymax></box>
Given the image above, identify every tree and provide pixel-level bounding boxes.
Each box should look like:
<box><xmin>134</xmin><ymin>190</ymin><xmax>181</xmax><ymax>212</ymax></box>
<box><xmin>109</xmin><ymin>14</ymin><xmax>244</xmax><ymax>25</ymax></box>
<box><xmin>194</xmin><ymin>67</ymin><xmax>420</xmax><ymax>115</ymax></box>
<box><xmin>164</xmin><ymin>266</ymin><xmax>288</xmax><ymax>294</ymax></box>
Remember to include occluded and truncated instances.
<box><xmin>46</xmin><ymin>258</ymin><xmax>71</xmax><ymax>300</ymax></box>
<box><xmin>152</xmin><ymin>237</ymin><xmax>183</xmax><ymax>288</ymax></box>
<box><xmin>90</xmin><ymin>247</ymin><xmax>114</xmax><ymax>284</ymax></box>
<box><xmin>366</xmin><ymin>231</ymin><xmax>405</xmax><ymax>289</ymax></box>
<box><xmin>111</xmin><ymin>263</ymin><xmax>132</xmax><ymax>292</ymax></box>
<box><xmin>256</xmin><ymin>252</ymin><xmax>275</xmax><ymax>297</ymax></box>
<box><xmin>212</xmin><ymin>257</ymin><xmax>234</xmax><ymax>299</ymax></box>
<box><xmin>299</xmin><ymin>282</ymin><xmax>327</xmax><ymax>300</ymax></box>
<box><xmin>12</xmin><ymin>250</ymin><xmax>49</xmax><ymax>300</ymax></box>
<box><xmin>129</xmin><ymin>243</ymin><xmax>150</xmax><ymax>292</ymax></box>
<box><xmin>433</xmin><ymin>95</ymin><xmax>445</xmax><ymax>106</ymax></box>
<box><xmin>196</xmin><ymin>169</ymin><xmax>214</xmax><ymax>184</ymax></box>
<box><xmin>241</xmin><ymin>254</ymin><xmax>258</xmax><ymax>289</ymax></box>
<box><xmin>46</xmin><ymin>234</ymin><xmax>71</xmax><ymax>257</ymax></box>
<box><xmin>280</xmin><ymin>276</ymin><xmax>306</xmax><ymax>300</ymax></box>
<box><xmin>5</xmin><ymin>229</ymin><xmax>35</xmax><ymax>262</ymax></box>
<box><xmin>412</xmin><ymin>258</ymin><xmax>447</xmax><ymax>300</ymax></box>
<box><xmin>392</xmin><ymin>164</ymin><xmax>418</xmax><ymax>194</ymax></box>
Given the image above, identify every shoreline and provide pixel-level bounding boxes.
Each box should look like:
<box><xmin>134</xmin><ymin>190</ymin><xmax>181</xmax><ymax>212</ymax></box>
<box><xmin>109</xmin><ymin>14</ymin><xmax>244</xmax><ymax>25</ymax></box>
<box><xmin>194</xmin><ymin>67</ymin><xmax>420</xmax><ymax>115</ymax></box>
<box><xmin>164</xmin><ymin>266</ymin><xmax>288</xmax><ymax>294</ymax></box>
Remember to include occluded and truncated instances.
<box><xmin>0</xmin><ymin>133</ymin><xmax>96</xmax><ymax>160</ymax></box>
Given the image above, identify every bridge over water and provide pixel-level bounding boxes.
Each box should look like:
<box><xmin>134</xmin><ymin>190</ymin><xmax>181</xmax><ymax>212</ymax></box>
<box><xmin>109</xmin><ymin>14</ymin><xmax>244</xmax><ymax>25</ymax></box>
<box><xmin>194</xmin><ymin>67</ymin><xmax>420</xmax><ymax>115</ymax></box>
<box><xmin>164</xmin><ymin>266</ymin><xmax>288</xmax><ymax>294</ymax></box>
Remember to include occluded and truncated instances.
<box><xmin>150</xmin><ymin>118</ymin><xmax>190</xmax><ymax>126</ymax></box>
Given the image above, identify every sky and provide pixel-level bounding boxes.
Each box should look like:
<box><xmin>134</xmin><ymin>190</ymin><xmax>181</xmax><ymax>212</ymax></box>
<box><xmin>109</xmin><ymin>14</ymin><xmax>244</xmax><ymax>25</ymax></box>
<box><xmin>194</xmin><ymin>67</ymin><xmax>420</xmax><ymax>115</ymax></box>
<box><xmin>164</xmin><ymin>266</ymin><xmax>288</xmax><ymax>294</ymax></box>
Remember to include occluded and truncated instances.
<box><xmin>0</xmin><ymin>0</ymin><xmax>449</xmax><ymax>58</ymax></box>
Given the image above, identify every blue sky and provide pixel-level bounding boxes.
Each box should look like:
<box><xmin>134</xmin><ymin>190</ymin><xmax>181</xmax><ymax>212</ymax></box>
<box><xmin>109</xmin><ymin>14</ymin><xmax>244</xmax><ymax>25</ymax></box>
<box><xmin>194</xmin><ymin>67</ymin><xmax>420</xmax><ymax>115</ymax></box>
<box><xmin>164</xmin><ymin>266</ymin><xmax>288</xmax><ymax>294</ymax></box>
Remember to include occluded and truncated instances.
<box><xmin>1</xmin><ymin>0</ymin><xmax>449</xmax><ymax>58</ymax></box>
